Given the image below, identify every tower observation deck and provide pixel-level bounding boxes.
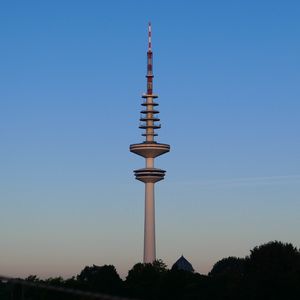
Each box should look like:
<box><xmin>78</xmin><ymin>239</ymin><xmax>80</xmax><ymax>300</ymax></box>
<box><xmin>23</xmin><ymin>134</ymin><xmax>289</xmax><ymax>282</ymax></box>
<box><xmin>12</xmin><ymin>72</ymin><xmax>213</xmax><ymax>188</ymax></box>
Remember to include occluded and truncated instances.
<box><xmin>130</xmin><ymin>23</ymin><xmax>170</xmax><ymax>263</ymax></box>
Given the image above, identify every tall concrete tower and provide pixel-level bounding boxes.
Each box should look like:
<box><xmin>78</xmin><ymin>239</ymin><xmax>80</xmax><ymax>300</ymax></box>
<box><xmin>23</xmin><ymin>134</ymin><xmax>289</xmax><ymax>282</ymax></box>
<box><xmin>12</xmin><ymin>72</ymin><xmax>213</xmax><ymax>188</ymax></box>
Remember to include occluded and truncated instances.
<box><xmin>130</xmin><ymin>23</ymin><xmax>170</xmax><ymax>263</ymax></box>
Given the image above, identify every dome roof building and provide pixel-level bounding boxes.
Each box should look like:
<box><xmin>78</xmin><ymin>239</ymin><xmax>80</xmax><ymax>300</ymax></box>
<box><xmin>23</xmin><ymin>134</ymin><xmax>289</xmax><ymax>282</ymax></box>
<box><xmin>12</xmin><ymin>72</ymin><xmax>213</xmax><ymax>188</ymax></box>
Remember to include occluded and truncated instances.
<box><xmin>172</xmin><ymin>255</ymin><xmax>195</xmax><ymax>273</ymax></box>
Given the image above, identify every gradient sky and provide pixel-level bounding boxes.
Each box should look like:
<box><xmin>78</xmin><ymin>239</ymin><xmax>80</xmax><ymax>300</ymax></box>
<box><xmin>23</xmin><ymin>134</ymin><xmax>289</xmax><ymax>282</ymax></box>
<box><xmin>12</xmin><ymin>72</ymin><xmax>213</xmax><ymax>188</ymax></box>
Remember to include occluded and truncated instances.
<box><xmin>1</xmin><ymin>0</ymin><xmax>300</xmax><ymax>279</ymax></box>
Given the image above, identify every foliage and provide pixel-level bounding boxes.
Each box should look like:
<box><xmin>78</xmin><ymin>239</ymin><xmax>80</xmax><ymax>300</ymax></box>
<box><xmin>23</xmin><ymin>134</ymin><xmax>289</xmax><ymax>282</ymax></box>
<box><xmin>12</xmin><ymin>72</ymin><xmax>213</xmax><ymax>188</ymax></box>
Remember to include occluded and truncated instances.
<box><xmin>209</xmin><ymin>256</ymin><xmax>245</xmax><ymax>277</ymax></box>
<box><xmin>1</xmin><ymin>241</ymin><xmax>300</xmax><ymax>300</ymax></box>
<box><xmin>244</xmin><ymin>241</ymin><xmax>300</xmax><ymax>300</ymax></box>
<box><xmin>125</xmin><ymin>259</ymin><xmax>167</xmax><ymax>299</ymax></box>
<box><xmin>77</xmin><ymin>264</ymin><xmax>123</xmax><ymax>295</ymax></box>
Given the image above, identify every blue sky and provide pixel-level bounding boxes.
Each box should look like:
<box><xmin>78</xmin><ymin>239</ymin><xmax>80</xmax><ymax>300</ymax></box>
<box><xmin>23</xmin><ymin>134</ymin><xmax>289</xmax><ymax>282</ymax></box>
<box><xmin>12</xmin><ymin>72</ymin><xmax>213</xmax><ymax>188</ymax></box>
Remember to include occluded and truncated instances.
<box><xmin>0</xmin><ymin>0</ymin><xmax>300</xmax><ymax>278</ymax></box>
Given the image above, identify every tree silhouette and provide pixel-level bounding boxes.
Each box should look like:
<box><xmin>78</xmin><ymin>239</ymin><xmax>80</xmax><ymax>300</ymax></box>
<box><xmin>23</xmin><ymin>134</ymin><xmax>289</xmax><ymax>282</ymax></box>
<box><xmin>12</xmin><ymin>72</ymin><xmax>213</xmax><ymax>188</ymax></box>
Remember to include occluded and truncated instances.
<box><xmin>77</xmin><ymin>264</ymin><xmax>123</xmax><ymax>295</ymax></box>
<box><xmin>209</xmin><ymin>257</ymin><xmax>245</xmax><ymax>277</ymax></box>
<box><xmin>244</xmin><ymin>241</ymin><xmax>300</xmax><ymax>299</ymax></box>
<box><xmin>125</xmin><ymin>260</ymin><xmax>167</xmax><ymax>299</ymax></box>
<box><xmin>1</xmin><ymin>241</ymin><xmax>300</xmax><ymax>300</ymax></box>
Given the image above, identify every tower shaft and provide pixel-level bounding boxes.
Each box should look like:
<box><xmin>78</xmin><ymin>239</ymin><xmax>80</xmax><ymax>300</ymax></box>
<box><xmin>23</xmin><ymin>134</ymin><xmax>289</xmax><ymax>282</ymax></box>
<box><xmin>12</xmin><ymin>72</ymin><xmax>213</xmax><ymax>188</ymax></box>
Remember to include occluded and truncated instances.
<box><xmin>130</xmin><ymin>23</ymin><xmax>170</xmax><ymax>263</ymax></box>
<box><xmin>144</xmin><ymin>182</ymin><xmax>155</xmax><ymax>262</ymax></box>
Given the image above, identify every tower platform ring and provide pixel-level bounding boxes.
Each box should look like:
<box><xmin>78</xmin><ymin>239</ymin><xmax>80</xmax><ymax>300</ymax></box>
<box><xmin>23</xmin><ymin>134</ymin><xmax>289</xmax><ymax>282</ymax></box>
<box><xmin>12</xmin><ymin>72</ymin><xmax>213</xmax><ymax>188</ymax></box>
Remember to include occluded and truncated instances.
<box><xmin>142</xmin><ymin>94</ymin><xmax>158</xmax><ymax>99</ymax></box>
<box><xmin>134</xmin><ymin>168</ymin><xmax>166</xmax><ymax>183</ymax></box>
<box><xmin>130</xmin><ymin>142</ymin><xmax>170</xmax><ymax>158</ymax></box>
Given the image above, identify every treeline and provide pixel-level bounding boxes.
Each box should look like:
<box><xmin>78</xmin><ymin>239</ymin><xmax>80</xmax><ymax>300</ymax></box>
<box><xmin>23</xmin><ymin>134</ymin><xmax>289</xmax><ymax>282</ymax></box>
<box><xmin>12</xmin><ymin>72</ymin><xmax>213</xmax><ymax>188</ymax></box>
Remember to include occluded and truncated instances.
<box><xmin>1</xmin><ymin>241</ymin><xmax>300</xmax><ymax>300</ymax></box>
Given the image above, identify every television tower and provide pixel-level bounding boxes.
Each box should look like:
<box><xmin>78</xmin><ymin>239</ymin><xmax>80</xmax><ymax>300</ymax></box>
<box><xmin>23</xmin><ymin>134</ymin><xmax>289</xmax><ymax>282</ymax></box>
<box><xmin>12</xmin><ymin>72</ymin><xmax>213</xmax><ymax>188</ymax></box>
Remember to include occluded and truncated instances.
<box><xmin>130</xmin><ymin>23</ymin><xmax>170</xmax><ymax>263</ymax></box>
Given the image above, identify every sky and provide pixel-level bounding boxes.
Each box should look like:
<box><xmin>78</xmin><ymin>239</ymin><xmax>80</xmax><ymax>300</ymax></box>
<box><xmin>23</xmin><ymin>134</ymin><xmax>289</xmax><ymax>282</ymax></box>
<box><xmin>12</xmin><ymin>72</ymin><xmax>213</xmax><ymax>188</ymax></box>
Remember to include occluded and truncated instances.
<box><xmin>1</xmin><ymin>0</ymin><xmax>300</xmax><ymax>279</ymax></box>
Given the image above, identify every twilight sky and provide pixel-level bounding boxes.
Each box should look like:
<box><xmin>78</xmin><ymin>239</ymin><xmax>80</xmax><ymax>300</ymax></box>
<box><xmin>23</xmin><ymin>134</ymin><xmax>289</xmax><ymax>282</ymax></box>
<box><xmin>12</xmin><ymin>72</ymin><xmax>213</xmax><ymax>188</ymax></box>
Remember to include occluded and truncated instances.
<box><xmin>1</xmin><ymin>0</ymin><xmax>300</xmax><ymax>278</ymax></box>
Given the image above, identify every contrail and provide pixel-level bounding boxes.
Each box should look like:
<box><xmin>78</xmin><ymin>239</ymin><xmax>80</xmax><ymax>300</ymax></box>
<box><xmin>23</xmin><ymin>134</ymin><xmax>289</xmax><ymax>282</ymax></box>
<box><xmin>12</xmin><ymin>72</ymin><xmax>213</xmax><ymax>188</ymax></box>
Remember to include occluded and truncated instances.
<box><xmin>170</xmin><ymin>175</ymin><xmax>300</xmax><ymax>188</ymax></box>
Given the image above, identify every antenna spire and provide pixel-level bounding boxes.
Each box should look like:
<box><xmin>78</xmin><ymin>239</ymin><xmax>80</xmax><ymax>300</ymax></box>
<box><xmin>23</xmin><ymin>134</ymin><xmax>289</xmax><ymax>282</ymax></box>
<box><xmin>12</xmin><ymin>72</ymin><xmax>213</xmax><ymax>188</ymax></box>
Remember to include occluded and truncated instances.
<box><xmin>147</xmin><ymin>22</ymin><xmax>153</xmax><ymax>94</ymax></box>
<box><xmin>148</xmin><ymin>22</ymin><xmax>152</xmax><ymax>51</ymax></box>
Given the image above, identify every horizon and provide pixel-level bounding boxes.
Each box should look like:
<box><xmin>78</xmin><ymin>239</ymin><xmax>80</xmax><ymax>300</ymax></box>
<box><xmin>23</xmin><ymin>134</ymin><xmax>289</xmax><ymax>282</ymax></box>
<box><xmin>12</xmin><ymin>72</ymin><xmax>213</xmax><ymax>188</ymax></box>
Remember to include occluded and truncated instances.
<box><xmin>1</xmin><ymin>239</ymin><xmax>296</xmax><ymax>280</ymax></box>
<box><xmin>1</xmin><ymin>1</ymin><xmax>300</xmax><ymax>279</ymax></box>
